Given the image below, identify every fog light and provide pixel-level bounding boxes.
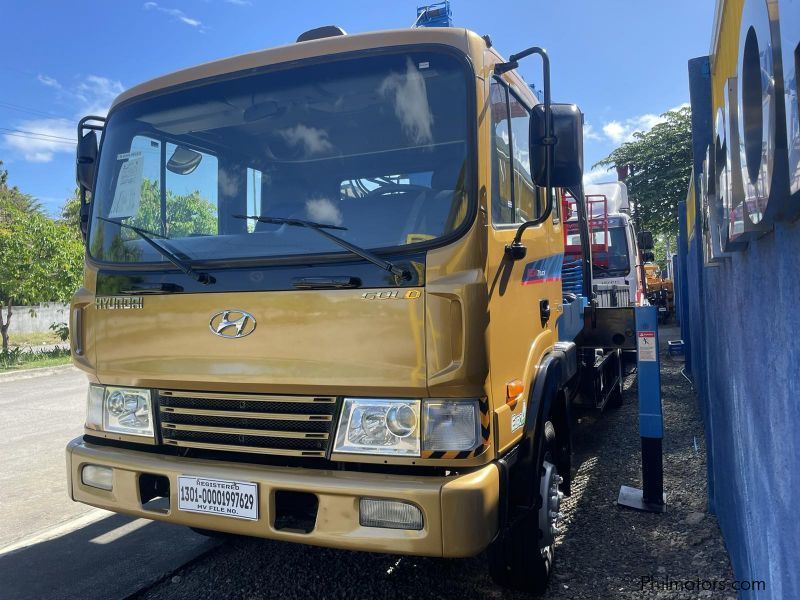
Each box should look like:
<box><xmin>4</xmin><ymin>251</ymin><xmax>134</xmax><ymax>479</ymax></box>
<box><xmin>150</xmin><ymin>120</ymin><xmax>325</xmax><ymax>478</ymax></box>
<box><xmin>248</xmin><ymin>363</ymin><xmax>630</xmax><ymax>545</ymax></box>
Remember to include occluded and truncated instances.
<box><xmin>359</xmin><ymin>498</ymin><xmax>423</xmax><ymax>530</ymax></box>
<box><xmin>82</xmin><ymin>465</ymin><xmax>113</xmax><ymax>491</ymax></box>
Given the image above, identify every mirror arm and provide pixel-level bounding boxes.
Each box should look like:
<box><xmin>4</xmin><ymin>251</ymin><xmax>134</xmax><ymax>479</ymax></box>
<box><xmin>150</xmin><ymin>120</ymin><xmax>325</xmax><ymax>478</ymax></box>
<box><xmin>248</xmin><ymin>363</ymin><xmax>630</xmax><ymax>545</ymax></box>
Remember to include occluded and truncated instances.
<box><xmin>498</xmin><ymin>47</ymin><xmax>554</xmax><ymax>261</ymax></box>
<box><xmin>78</xmin><ymin>115</ymin><xmax>106</xmax><ymax>134</ymax></box>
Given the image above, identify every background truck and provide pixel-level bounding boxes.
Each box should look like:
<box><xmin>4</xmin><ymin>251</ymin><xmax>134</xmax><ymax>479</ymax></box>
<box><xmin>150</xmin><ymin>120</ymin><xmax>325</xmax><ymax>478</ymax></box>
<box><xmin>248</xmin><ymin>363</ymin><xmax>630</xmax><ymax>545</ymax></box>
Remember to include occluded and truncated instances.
<box><xmin>644</xmin><ymin>263</ymin><xmax>673</xmax><ymax>323</ymax></box>
<box><xmin>563</xmin><ymin>181</ymin><xmax>652</xmax><ymax>308</ymax></box>
<box><xmin>66</xmin><ymin>12</ymin><xmax>645</xmax><ymax>594</ymax></box>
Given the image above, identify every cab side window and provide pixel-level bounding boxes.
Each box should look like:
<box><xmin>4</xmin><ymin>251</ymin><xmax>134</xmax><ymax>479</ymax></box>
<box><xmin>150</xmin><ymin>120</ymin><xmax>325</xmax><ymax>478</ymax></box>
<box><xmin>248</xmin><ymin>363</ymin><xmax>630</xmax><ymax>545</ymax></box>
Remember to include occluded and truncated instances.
<box><xmin>490</xmin><ymin>80</ymin><xmax>513</xmax><ymax>224</ymax></box>
<box><xmin>490</xmin><ymin>79</ymin><xmax>542</xmax><ymax>226</ymax></box>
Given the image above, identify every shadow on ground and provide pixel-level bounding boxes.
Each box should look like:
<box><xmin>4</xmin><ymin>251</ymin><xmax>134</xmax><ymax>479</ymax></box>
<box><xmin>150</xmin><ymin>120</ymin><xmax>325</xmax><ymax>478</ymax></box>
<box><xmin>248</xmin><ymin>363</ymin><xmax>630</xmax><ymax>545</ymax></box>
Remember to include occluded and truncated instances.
<box><xmin>0</xmin><ymin>514</ymin><xmax>217</xmax><ymax>600</ymax></box>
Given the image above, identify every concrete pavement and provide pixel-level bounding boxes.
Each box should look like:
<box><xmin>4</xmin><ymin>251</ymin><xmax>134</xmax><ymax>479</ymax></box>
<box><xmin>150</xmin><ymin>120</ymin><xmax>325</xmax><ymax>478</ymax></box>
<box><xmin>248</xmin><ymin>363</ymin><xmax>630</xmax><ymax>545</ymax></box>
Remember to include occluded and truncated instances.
<box><xmin>0</xmin><ymin>366</ymin><xmax>217</xmax><ymax>600</ymax></box>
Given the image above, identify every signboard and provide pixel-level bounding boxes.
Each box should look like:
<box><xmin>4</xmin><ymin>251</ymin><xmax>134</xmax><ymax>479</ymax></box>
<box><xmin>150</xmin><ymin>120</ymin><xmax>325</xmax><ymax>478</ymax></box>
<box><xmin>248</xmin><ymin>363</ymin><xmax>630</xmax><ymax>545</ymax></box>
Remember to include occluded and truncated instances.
<box><xmin>637</xmin><ymin>331</ymin><xmax>657</xmax><ymax>362</ymax></box>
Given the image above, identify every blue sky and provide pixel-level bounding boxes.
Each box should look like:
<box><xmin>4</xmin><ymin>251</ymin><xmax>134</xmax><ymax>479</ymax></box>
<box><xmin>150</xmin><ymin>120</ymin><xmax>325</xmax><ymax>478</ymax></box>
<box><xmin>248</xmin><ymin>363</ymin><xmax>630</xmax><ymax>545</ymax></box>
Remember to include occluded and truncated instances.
<box><xmin>0</xmin><ymin>0</ymin><xmax>715</xmax><ymax>216</ymax></box>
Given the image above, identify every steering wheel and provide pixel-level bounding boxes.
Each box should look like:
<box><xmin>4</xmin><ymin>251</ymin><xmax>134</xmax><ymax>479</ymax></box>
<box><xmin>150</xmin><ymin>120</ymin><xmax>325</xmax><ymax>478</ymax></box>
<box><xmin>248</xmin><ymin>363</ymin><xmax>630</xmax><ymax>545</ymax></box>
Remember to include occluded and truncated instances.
<box><xmin>361</xmin><ymin>183</ymin><xmax>431</xmax><ymax>199</ymax></box>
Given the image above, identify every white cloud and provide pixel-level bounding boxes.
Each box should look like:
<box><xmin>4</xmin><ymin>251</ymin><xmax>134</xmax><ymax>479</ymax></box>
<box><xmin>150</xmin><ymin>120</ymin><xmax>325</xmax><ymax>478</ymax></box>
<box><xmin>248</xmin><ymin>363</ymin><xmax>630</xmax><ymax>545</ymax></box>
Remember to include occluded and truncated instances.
<box><xmin>75</xmin><ymin>75</ymin><xmax>125</xmax><ymax>116</ymax></box>
<box><xmin>223</xmin><ymin>0</ymin><xmax>251</xmax><ymax>5</ymax></box>
<box><xmin>144</xmin><ymin>2</ymin><xmax>206</xmax><ymax>30</ymax></box>
<box><xmin>3</xmin><ymin>118</ymin><xmax>75</xmax><ymax>163</ymax></box>
<box><xmin>37</xmin><ymin>74</ymin><xmax>62</xmax><ymax>90</ymax></box>
<box><xmin>583</xmin><ymin>123</ymin><xmax>601</xmax><ymax>141</ymax></box>
<box><xmin>602</xmin><ymin>120</ymin><xmax>629</xmax><ymax>144</ymax></box>
<box><xmin>599</xmin><ymin>103</ymin><xmax>690</xmax><ymax>145</ymax></box>
<box><xmin>280</xmin><ymin>124</ymin><xmax>334</xmax><ymax>156</ymax></box>
<box><xmin>379</xmin><ymin>58</ymin><xmax>434</xmax><ymax>145</ymax></box>
<box><xmin>3</xmin><ymin>74</ymin><xmax>124</xmax><ymax>163</ymax></box>
<box><xmin>583</xmin><ymin>166</ymin><xmax>614</xmax><ymax>186</ymax></box>
<box><xmin>305</xmin><ymin>197</ymin><xmax>343</xmax><ymax>227</ymax></box>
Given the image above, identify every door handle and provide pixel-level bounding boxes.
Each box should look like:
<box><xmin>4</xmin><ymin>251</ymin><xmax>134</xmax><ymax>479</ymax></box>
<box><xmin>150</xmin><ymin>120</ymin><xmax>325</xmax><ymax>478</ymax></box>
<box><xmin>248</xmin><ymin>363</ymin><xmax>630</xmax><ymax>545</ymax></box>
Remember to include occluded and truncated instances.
<box><xmin>540</xmin><ymin>298</ymin><xmax>551</xmax><ymax>326</ymax></box>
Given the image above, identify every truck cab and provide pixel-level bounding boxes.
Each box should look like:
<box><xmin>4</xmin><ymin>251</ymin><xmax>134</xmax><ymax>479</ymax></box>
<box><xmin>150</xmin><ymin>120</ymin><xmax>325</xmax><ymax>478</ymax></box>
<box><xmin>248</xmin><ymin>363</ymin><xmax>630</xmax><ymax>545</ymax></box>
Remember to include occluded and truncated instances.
<box><xmin>66</xmin><ymin>25</ymin><xmax>588</xmax><ymax>594</ymax></box>
<box><xmin>565</xmin><ymin>181</ymin><xmax>646</xmax><ymax>306</ymax></box>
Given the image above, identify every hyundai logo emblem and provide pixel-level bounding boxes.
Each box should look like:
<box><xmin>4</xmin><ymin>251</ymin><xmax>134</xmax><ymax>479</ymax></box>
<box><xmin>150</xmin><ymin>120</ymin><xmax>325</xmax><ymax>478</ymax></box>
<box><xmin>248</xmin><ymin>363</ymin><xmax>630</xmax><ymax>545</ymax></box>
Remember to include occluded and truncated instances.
<box><xmin>209</xmin><ymin>310</ymin><xmax>257</xmax><ymax>339</ymax></box>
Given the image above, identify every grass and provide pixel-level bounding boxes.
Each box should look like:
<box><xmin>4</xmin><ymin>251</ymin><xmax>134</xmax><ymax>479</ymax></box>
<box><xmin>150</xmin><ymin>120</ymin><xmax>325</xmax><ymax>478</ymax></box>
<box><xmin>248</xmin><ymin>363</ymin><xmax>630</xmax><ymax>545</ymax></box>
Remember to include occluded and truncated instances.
<box><xmin>0</xmin><ymin>347</ymin><xmax>72</xmax><ymax>372</ymax></box>
<box><xmin>8</xmin><ymin>331</ymin><xmax>62</xmax><ymax>347</ymax></box>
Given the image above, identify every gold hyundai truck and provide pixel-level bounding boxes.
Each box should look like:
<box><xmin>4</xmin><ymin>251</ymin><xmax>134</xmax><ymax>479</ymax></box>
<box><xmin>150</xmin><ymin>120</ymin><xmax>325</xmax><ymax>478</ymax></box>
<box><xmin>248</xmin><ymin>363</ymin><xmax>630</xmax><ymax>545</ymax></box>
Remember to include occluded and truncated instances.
<box><xmin>66</xmin><ymin>24</ymin><xmax>589</xmax><ymax>594</ymax></box>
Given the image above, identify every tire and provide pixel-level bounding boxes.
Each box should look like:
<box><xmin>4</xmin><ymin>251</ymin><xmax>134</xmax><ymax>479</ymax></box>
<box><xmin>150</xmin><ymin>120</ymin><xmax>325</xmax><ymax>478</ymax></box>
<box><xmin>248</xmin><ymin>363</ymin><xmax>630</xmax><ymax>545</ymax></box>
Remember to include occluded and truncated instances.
<box><xmin>489</xmin><ymin>421</ymin><xmax>558</xmax><ymax>595</ymax></box>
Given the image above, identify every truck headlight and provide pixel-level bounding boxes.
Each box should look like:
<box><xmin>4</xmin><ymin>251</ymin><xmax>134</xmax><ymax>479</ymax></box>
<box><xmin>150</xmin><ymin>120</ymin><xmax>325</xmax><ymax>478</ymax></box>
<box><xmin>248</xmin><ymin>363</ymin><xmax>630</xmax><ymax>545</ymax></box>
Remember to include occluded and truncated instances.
<box><xmin>333</xmin><ymin>398</ymin><xmax>421</xmax><ymax>456</ymax></box>
<box><xmin>332</xmin><ymin>398</ymin><xmax>482</xmax><ymax>457</ymax></box>
<box><xmin>86</xmin><ymin>384</ymin><xmax>154</xmax><ymax>438</ymax></box>
<box><xmin>423</xmin><ymin>400</ymin><xmax>481</xmax><ymax>452</ymax></box>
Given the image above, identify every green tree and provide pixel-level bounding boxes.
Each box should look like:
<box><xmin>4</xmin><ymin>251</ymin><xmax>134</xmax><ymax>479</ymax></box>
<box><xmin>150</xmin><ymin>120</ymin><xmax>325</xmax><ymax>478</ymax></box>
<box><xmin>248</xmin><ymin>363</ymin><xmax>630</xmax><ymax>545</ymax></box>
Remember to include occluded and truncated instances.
<box><xmin>593</xmin><ymin>106</ymin><xmax>692</xmax><ymax>236</ymax></box>
<box><xmin>131</xmin><ymin>179</ymin><xmax>216</xmax><ymax>237</ymax></box>
<box><xmin>0</xmin><ymin>201</ymin><xmax>84</xmax><ymax>350</ymax></box>
<box><xmin>92</xmin><ymin>178</ymin><xmax>217</xmax><ymax>262</ymax></box>
<box><xmin>60</xmin><ymin>188</ymin><xmax>83</xmax><ymax>232</ymax></box>
<box><xmin>0</xmin><ymin>160</ymin><xmax>42</xmax><ymax>217</ymax></box>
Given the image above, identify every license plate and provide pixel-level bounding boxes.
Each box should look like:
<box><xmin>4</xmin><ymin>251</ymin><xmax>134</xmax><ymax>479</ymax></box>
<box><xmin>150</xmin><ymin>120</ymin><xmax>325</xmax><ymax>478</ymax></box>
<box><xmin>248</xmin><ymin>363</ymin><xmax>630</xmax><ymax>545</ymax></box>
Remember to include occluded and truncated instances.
<box><xmin>658</xmin><ymin>307</ymin><xmax>667</xmax><ymax>312</ymax></box>
<box><xmin>178</xmin><ymin>476</ymin><xmax>258</xmax><ymax>520</ymax></box>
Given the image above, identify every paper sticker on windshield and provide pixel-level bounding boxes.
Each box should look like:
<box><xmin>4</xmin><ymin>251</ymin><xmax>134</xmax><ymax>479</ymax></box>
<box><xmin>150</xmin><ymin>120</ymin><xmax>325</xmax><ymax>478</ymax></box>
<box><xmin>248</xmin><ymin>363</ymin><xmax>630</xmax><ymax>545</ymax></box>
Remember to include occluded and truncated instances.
<box><xmin>108</xmin><ymin>156</ymin><xmax>144</xmax><ymax>218</ymax></box>
<box><xmin>116</xmin><ymin>151</ymin><xmax>142</xmax><ymax>161</ymax></box>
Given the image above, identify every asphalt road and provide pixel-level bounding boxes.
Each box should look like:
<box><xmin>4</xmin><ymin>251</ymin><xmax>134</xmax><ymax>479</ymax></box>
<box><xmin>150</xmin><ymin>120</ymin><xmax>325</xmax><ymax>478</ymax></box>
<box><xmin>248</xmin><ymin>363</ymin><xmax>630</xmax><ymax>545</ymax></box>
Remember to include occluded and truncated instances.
<box><xmin>0</xmin><ymin>366</ymin><xmax>216</xmax><ymax>600</ymax></box>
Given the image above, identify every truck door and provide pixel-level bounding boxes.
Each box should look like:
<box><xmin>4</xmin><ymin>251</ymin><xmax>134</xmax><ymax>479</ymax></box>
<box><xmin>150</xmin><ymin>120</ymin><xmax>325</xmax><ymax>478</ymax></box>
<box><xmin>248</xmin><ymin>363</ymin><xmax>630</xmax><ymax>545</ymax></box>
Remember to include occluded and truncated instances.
<box><xmin>484</xmin><ymin>77</ymin><xmax>561</xmax><ymax>452</ymax></box>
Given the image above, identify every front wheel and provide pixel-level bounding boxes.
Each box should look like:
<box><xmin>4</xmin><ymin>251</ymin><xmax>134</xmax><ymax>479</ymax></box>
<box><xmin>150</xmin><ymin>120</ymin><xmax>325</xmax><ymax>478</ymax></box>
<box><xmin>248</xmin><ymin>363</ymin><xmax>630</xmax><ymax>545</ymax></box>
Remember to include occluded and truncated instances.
<box><xmin>489</xmin><ymin>421</ymin><xmax>563</xmax><ymax>595</ymax></box>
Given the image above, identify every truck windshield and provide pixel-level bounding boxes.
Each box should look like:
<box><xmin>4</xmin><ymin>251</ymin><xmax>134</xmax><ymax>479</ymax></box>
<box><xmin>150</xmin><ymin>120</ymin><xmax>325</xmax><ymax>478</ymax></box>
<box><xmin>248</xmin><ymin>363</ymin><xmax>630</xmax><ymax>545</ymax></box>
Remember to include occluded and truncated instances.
<box><xmin>566</xmin><ymin>225</ymin><xmax>631</xmax><ymax>277</ymax></box>
<box><xmin>89</xmin><ymin>50</ymin><xmax>472</xmax><ymax>265</ymax></box>
<box><xmin>591</xmin><ymin>226</ymin><xmax>630</xmax><ymax>277</ymax></box>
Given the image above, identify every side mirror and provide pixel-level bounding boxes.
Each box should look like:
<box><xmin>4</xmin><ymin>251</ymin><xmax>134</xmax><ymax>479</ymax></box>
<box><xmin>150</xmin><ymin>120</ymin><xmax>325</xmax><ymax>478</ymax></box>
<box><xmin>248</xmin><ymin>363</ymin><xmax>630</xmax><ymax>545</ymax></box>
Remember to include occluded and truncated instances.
<box><xmin>75</xmin><ymin>116</ymin><xmax>106</xmax><ymax>241</ymax></box>
<box><xmin>638</xmin><ymin>230</ymin><xmax>654</xmax><ymax>250</ymax></box>
<box><xmin>76</xmin><ymin>130</ymin><xmax>98</xmax><ymax>192</ymax></box>
<box><xmin>530</xmin><ymin>103</ymin><xmax>584</xmax><ymax>188</ymax></box>
<box><xmin>642</xmin><ymin>251</ymin><xmax>655</xmax><ymax>262</ymax></box>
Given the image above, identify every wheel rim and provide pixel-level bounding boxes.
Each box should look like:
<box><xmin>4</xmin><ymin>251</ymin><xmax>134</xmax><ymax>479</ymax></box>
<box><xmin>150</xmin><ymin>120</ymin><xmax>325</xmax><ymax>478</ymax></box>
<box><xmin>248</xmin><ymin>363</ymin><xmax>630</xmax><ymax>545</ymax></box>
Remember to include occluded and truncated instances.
<box><xmin>538</xmin><ymin>460</ymin><xmax>564</xmax><ymax>549</ymax></box>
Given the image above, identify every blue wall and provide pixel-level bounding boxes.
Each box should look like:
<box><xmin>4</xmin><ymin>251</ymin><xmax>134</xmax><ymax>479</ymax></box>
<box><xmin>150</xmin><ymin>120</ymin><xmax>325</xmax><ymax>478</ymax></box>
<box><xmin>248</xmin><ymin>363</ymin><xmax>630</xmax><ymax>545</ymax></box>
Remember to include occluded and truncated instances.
<box><xmin>677</xmin><ymin>57</ymin><xmax>800</xmax><ymax>600</ymax></box>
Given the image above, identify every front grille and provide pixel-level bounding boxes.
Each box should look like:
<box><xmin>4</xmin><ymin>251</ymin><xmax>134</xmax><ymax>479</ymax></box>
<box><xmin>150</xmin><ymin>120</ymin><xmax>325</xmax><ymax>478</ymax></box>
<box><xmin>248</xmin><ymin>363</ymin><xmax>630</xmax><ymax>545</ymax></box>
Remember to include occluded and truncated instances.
<box><xmin>158</xmin><ymin>390</ymin><xmax>337</xmax><ymax>458</ymax></box>
<box><xmin>593</xmin><ymin>284</ymin><xmax>631</xmax><ymax>307</ymax></box>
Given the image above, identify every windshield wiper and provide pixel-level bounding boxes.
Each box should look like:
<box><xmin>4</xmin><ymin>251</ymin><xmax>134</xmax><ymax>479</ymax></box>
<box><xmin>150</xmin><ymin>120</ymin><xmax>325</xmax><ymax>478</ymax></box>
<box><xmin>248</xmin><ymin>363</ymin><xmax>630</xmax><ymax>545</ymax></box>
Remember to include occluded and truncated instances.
<box><xmin>234</xmin><ymin>215</ymin><xmax>410</xmax><ymax>280</ymax></box>
<box><xmin>97</xmin><ymin>217</ymin><xmax>215</xmax><ymax>285</ymax></box>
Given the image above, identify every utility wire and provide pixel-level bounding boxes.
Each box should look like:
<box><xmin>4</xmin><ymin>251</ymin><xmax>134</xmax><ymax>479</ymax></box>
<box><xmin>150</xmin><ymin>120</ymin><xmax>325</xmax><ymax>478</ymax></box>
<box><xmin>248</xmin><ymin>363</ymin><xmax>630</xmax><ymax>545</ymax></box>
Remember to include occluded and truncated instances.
<box><xmin>0</xmin><ymin>126</ymin><xmax>74</xmax><ymax>141</ymax></box>
<box><xmin>0</xmin><ymin>129</ymin><xmax>75</xmax><ymax>145</ymax></box>
<box><xmin>0</xmin><ymin>127</ymin><xmax>75</xmax><ymax>142</ymax></box>
<box><xmin>0</xmin><ymin>100</ymin><xmax>71</xmax><ymax>120</ymax></box>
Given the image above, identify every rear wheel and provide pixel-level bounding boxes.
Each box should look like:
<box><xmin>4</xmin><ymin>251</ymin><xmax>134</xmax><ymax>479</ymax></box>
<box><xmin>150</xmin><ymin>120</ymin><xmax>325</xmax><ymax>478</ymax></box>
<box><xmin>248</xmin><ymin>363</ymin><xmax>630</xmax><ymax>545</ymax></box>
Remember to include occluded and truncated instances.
<box><xmin>489</xmin><ymin>421</ymin><xmax>563</xmax><ymax>595</ymax></box>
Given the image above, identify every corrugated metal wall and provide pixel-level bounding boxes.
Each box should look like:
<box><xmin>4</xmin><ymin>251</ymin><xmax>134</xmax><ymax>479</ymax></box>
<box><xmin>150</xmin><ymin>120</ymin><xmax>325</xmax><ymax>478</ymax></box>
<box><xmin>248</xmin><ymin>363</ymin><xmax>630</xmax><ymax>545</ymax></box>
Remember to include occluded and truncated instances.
<box><xmin>676</xmin><ymin>1</ymin><xmax>800</xmax><ymax>597</ymax></box>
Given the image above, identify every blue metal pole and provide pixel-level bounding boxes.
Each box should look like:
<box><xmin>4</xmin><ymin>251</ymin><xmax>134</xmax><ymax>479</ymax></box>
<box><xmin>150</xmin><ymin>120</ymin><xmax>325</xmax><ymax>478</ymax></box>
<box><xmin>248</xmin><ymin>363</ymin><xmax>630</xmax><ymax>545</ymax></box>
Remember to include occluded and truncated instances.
<box><xmin>618</xmin><ymin>305</ymin><xmax>666</xmax><ymax>512</ymax></box>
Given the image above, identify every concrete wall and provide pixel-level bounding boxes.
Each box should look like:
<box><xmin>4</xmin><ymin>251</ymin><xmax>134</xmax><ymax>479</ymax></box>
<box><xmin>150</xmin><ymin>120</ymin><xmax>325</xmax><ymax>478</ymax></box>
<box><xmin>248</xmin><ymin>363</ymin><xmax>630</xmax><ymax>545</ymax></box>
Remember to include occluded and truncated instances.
<box><xmin>677</xmin><ymin>3</ymin><xmax>800</xmax><ymax>595</ymax></box>
<box><xmin>5</xmin><ymin>304</ymin><xmax>69</xmax><ymax>335</ymax></box>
